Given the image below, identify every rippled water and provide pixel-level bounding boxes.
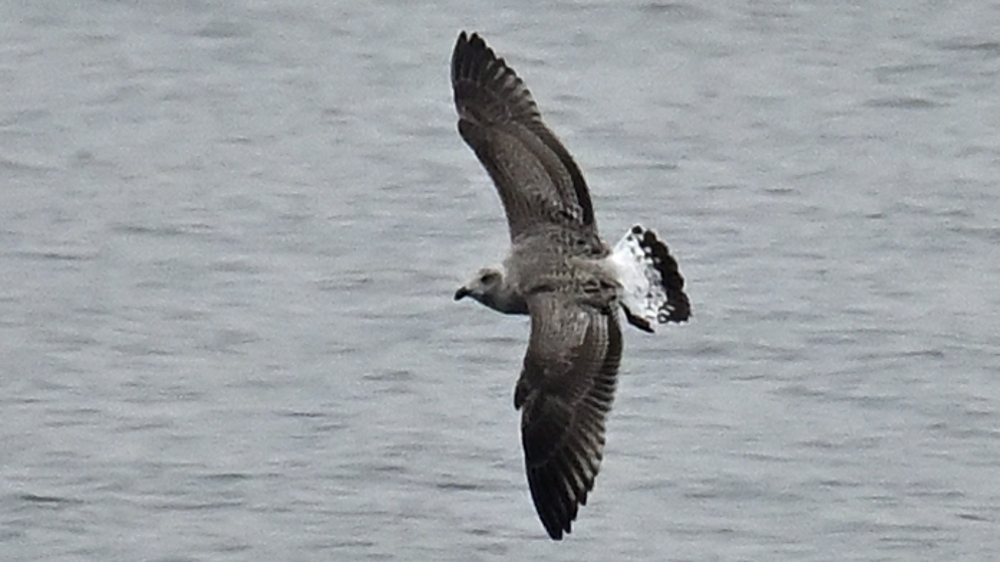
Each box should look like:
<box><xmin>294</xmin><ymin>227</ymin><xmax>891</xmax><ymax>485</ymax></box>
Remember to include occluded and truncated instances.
<box><xmin>2</xmin><ymin>1</ymin><xmax>999</xmax><ymax>560</ymax></box>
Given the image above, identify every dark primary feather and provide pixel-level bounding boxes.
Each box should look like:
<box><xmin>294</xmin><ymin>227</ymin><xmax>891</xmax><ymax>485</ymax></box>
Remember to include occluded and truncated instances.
<box><xmin>514</xmin><ymin>292</ymin><xmax>622</xmax><ymax>540</ymax></box>
<box><xmin>451</xmin><ymin>32</ymin><xmax>597</xmax><ymax>241</ymax></box>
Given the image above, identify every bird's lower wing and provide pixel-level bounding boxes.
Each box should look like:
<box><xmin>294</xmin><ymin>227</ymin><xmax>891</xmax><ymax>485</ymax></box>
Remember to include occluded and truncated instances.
<box><xmin>514</xmin><ymin>292</ymin><xmax>623</xmax><ymax>539</ymax></box>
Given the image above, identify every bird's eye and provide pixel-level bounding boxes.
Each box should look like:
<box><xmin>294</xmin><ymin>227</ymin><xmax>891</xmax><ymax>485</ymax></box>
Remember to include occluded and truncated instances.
<box><xmin>481</xmin><ymin>272</ymin><xmax>499</xmax><ymax>284</ymax></box>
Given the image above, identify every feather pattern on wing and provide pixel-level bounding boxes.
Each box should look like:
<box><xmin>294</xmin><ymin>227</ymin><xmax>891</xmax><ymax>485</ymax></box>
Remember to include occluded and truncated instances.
<box><xmin>513</xmin><ymin>291</ymin><xmax>622</xmax><ymax>540</ymax></box>
<box><xmin>451</xmin><ymin>32</ymin><xmax>596</xmax><ymax>241</ymax></box>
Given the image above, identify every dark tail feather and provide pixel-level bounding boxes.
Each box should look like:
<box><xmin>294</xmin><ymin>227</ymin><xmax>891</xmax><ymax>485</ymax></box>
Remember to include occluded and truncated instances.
<box><xmin>635</xmin><ymin>226</ymin><xmax>690</xmax><ymax>323</ymax></box>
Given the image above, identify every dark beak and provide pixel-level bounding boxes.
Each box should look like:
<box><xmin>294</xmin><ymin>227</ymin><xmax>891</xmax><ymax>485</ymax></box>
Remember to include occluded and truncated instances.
<box><xmin>454</xmin><ymin>287</ymin><xmax>469</xmax><ymax>301</ymax></box>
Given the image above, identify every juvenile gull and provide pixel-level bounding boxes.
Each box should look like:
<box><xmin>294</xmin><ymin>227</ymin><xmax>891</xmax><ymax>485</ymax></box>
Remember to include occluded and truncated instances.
<box><xmin>451</xmin><ymin>31</ymin><xmax>690</xmax><ymax>540</ymax></box>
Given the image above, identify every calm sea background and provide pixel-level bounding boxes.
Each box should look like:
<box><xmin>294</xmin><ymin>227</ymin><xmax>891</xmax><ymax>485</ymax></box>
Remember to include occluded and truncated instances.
<box><xmin>2</xmin><ymin>1</ymin><xmax>999</xmax><ymax>560</ymax></box>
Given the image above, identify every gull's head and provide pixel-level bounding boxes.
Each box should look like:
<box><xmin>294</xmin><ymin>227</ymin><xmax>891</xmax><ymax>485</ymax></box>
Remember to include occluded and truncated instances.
<box><xmin>454</xmin><ymin>267</ymin><xmax>504</xmax><ymax>305</ymax></box>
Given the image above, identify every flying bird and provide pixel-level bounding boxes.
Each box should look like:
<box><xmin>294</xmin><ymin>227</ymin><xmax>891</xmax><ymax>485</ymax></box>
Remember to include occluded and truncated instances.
<box><xmin>451</xmin><ymin>31</ymin><xmax>690</xmax><ymax>540</ymax></box>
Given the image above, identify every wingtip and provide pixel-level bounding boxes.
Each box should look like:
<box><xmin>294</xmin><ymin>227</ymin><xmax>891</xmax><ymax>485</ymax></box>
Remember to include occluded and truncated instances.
<box><xmin>455</xmin><ymin>30</ymin><xmax>476</xmax><ymax>52</ymax></box>
<box><xmin>453</xmin><ymin>30</ymin><xmax>486</xmax><ymax>58</ymax></box>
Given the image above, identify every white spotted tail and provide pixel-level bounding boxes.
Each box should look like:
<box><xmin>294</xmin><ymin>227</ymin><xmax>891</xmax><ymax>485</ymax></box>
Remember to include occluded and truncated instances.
<box><xmin>608</xmin><ymin>225</ymin><xmax>690</xmax><ymax>333</ymax></box>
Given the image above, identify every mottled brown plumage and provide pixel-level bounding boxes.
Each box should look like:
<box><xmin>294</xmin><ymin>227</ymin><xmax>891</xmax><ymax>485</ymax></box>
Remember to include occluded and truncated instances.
<box><xmin>452</xmin><ymin>31</ymin><xmax>597</xmax><ymax>243</ymax></box>
<box><xmin>451</xmin><ymin>31</ymin><xmax>688</xmax><ymax>540</ymax></box>
<box><xmin>515</xmin><ymin>292</ymin><xmax>621</xmax><ymax>539</ymax></box>
<box><xmin>452</xmin><ymin>31</ymin><xmax>622</xmax><ymax>540</ymax></box>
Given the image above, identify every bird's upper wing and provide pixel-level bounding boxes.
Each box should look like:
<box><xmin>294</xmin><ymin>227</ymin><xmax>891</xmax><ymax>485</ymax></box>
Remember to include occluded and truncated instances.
<box><xmin>451</xmin><ymin>31</ymin><xmax>597</xmax><ymax>241</ymax></box>
<box><xmin>514</xmin><ymin>291</ymin><xmax>622</xmax><ymax>540</ymax></box>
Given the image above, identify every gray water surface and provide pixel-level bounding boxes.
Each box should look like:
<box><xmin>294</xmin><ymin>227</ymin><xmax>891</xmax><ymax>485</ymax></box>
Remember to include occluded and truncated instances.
<box><xmin>2</xmin><ymin>1</ymin><xmax>999</xmax><ymax>560</ymax></box>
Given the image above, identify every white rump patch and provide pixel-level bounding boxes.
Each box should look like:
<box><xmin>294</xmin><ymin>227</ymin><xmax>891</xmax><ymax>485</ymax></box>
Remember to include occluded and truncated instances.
<box><xmin>607</xmin><ymin>225</ymin><xmax>669</xmax><ymax>332</ymax></box>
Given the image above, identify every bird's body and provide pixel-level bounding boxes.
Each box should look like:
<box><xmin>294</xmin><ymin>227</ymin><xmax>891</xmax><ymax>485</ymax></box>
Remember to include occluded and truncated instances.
<box><xmin>450</xmin><ymin>31</ymin><xmax>689</xmax><ymax>540</ymax></box>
